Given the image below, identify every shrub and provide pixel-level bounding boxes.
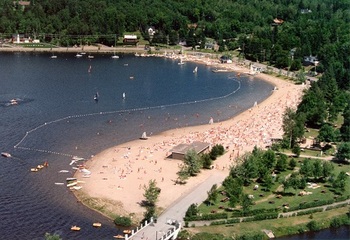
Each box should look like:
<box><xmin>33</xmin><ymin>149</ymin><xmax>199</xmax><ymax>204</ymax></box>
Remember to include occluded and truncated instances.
<box><xmin>114</xmin><ymin>216</ymin><xmax>132</xmax><ymax>227</ymax></box>
<box><xmin>306</xmin><ymin>220</ymin><xmax>319</xmax><ymax>231</ymax></box>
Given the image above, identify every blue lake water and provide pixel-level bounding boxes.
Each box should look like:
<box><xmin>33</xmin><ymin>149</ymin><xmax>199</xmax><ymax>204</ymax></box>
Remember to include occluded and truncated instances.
<box><xmin>0</xmin><ymin>52</ymin><xmax>347</xmax><ymax>239</ymax></box>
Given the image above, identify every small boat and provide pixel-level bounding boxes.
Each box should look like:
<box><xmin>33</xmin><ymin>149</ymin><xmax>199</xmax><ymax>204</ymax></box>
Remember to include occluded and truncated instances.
<box><xmin>1</xmin><ymin>152</ymin><xmax>11</xmax><ymax>158</ymax></box>
<box><xmin>123</xmin><ymin>230</ymin><xmax>132</xmax><ymax>234</ymax></box>
<box><xmin>36</xmin><ymin>165</ymin><xmax>44</xmax><ymax>170</ymax></box>
<box><xmin>71</xmin><ymin>226</ymin><xmax>81</xmax><ymax>231</ymax></box>
<box><xmin>88</xmin><ymin>55</ymin><xmax>94</xmax><ymax>59</ymax></box>
<box><xmin>66</xmin><ymin>177</ymin><xmax>77</xmax><ymax>181</ymax></box>
<box><xmin>93</xmin><ymin>222</ymin><xmax>102</xmax><ymax>227</ymax></box>
<box><xmin>122</xmin><ymin>92</ymin><xmax>126</xmax><ymax>99</ymax></box>
<box><xmin>75</xmin><ymin>53</ymin><xmax>83</xmax><ymax>58</ymax></box>
<box><xmin>140</xmin><ymin>132</ymin><xmax>149</xmax><ymax>140</ymax></box>
<box><xmin>113</xmin><ymin>235</ymin><xmax>124</xmax><ymax>239</ymax></box>
<box><xmin>178</xmin><ymin>58</ymin><xmax>184</xmax><ymax>65</ymax></box>
<box><xmin>9</xmin><ymin>99</ymin><xmax>18</xmax><ymax>105</ymax></box>
<box><xmin>70</xmin><ymin>186</ymin><xmax>82</xmax><ymax>190</ymax></box>
<box><xmin>50</xmin><ymin>54</ymin><xmax>57</xmax><ymax>59</ymax></box>
<box><xmin>59</xmin><ymin>170</ymin><xmax>69</xmax><ymax>173</ymax></box>
<box><xmin>54</xmin><ymin>182</ymin><xmax>64</xmax><ymax>185</ymax></box>
<box><xmin>94</xmin><ymin>93</ymin><xmax>99</xmax><ymax>102</ymax></box>
<box><xmin>111</xmin><ymin>53</ymin><xmax>119</xmax><ymax>59</ymax></box>
<box><xmin>67</xmin><ymin>182</ymin><xmax>78</xmax><ymax>187</ymax></box>
<box><xmin>193</xmin><ymin>66</ymin><xmax>198</xmax><ymax>73</ymax></box>
<box><xmin>31</xmin><ymin>168</ymin><xmax>38</xmax><ymax>172</ymax></box>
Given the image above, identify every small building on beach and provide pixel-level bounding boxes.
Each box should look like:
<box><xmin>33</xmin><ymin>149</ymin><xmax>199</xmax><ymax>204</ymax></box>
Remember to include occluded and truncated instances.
<box><xmin>170</xmin><ymin>141</ymin><xmax>210</xmax><ymax>160</ymax></box>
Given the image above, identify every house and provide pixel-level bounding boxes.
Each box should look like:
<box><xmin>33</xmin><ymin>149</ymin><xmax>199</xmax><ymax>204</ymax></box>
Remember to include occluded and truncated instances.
<box><xmin>170</xmin><ymin>141</ymin><xmax>210</xmax><ymax>160</ymax></box>
<box><xmin>303</xmin><ymin>55</ymin><xmax>319</xmax><ymax>66</ymax></box>
<box><xmin>147</xmin><ymin>27</ymin><xmax>156</xmax><ymax>37</ymax></box>
<box><xmin>123</xmin><ymin>35</ymin><xmax>138</xmax><ymax>45</ymax></box>
<box><xmin>301</xmin><ymin>8</ymin><xmax>312</xmax><ymax>14</ymax></box>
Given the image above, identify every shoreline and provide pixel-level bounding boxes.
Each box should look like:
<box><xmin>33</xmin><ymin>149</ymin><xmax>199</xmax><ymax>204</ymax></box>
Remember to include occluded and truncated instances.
<box><xmin>0</xmin><ymin>47</ymin><xmax>305</xmax><ymax>222</ymax></box>
<box><xmin>69</xmin><ymin>53</ymin><xmax>305</xmax><ymax>222</ymax></box>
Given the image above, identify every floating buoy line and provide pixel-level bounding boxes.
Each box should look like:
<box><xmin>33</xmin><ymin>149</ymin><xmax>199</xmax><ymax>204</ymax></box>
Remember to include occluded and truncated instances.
<box><xmin>14</xmin><ymin>77</ymin><xmax>241</xmax><ymax>157</ymax></box>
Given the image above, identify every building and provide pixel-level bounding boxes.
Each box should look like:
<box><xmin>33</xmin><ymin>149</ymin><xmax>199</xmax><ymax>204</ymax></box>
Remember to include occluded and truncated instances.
<box><xmin>170</xmin><ymin>141</ymin><xmax>210</xmax><ymax>160</ymax></box>
<box><xmin>303</xmin><ymin>55</ymin><xmax>319</xmax><ymax>66</ymax></box>
<box><xmin>123</xmin><ymin>35</ymin><xmax>138</xmax><ymax>45</ymax></box>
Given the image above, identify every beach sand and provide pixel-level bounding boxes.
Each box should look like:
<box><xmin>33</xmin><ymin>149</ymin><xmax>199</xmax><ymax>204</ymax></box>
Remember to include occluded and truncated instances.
<box><xmin>70</xmin><ymin>53</ymin><xmax>305</xmax><ymax>222</ymax></box>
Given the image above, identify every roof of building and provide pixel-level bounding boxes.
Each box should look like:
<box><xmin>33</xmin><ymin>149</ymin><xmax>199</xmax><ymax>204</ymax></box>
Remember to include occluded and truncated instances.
<box><xmin>171</xmin><ymin>141</ymin><xmax>210</xmax><ymax>155</ymax></box>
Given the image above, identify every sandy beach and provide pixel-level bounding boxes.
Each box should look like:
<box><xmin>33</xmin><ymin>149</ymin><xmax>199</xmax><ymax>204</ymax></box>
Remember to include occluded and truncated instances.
<box><xmin>63</xmin><ymin>51</ymin><xmax>306</xmax><ymax>222</ymax></box>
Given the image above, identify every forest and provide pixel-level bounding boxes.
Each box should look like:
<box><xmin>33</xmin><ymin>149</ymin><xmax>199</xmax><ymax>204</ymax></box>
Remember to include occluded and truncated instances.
<box><xmin>0</xmin><ymin>1</ymin><xmax>348</xmax><ymax>70</ymax></box>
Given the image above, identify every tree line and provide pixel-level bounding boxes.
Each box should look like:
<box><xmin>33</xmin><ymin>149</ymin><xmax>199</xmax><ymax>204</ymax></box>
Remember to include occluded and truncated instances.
<box><xmin>0</xmin><ymin>1</ymin><xmax>348</xmax><ymax>70</ymax></box>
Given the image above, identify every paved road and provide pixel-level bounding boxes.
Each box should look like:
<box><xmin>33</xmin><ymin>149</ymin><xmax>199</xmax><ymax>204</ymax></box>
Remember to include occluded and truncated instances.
<box><xmin>131</xmin><ymin>171</ymin><xmax>228</xmax><ymax>240</ymax></box>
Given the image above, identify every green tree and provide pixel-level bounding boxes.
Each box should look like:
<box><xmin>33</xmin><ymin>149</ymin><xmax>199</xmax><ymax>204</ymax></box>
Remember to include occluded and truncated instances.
<box><xmin>332</xmin><ymin>171</ymin><xmax>348</xmax><ymax>193</ymax></box>
<box><xmin>143</xmin><ymin>179</ymin><xmax>160</xmax><ymax>207</ymax></box>
<box><xmin>340</xmin><ymin>100</ymin><xmax>350</xmax><ymax>141</ymax></box>
<box><xmin>336</xmin><ymin>142</ymin><xmax>350</xmax><ymax>163</ymax></box>
<box><xmin>300</xmin><ymin>158</ymin><xmax>314</xmax><ymax>178</ymax></box>
<box><xmin>282</xmin><ymin>108</ymin><xmax>304</xmax><ymax>148</ymax></box>
<box><xmin>317</xmin><ymin>123</ymin><xmax>339</xmax><ymax>143</ymax></box>
<box><xmin>185</xmin><ymin>203</ymin><xmax>198</xmax><ymax>217</ymax></box>
<box><xmin>322</xmin><ymin>161</ymin><xmax>334</xmax><ymax>179</ymax></box>
<box><xmin>289</xmin><ymin>158</ymin><xmax>297</xmax><ymax>170</ymax></box>
<box><xmin>205</xmin><ymin>184</ymin><xmax>218</xmax><ymax>205</ymax></box>
<box><xmin>276</xmin><ymin>154</ymin><xmax>288</xmax><ymax>171</ymax></box>
<box><xmin>183</xmin><ymin>149</ymin><xmax>201</xmax><ymax>176</ymax></box>
<box><xmin>201</xmin><ymin>153</ymin><xmax>212</xmax><ymax>169</ymax></box>
<box><xmin>241</xmin><ymin>194</ymin><xmax>254</xmax><ymax>216</ymax></box>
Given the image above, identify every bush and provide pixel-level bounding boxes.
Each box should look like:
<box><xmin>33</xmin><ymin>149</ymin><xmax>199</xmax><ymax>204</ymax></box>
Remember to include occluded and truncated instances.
<box><xmin>210</xmin><ymin>144</ymin><xmax>225</xmax><ymax>160</ymax></box>
<box><xmin>185</xmin><ymin>203</ymin><xmax>198</xmax><ymax>217</ymax></box>
<box><xmin>114</xmin><ymin>216</ymin><xmax>132</xmax><ymax>227</ymax></box>
<box><xmin>306</xmin><ymin>220</ymin><xmax>320</xmax><ymax>231</ymax></box>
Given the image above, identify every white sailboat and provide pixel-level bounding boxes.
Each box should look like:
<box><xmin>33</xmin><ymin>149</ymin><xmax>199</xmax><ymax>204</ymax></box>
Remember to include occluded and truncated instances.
<box><xmin>193</xmin><ymin>66</ymin><xmax>198</xmax><ymax>73</ymax></box>
<box><xmin>140</xmin><ymin>131</ymin><xmax>149</xmax><ymax>140</ymax></box>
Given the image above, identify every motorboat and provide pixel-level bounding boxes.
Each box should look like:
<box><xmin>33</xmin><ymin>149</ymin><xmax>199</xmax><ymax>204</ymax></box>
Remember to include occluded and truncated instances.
<box><xmin>31</xmin><ymin>168</ymin><xmax>38</xmax><ymax>172</ymax></box>
<box><xmin>88</xmin><ymin>55</ymin><xmax>94</xmax><ymax>59</ymax></box>
<box><xmin>123</xmin><ymin>230</ymin><xmax>132</xmax><ymax>234</ymax></box>
<box><xmin>71</xmin><ymin>226</ymin><xmax>81</xmax><ymax>231</ymax></box>
<box><xmin>193</xmin><ymin>66</ymin><xmax>198</xmax><ymax>73</ymax></box>
<box><xmin>111</xmin><ymin>54</ymin><xmax>119</xmax><ymax>59</ymax></box>
<box><xmin>1</xmin><ymin>152</ymin><xmax>11</xmax><ymax>158</ymax></box>
<box><xmin>75</xmin><ymin>53</ymin><xmax>83</xmax><ymax>58</ymax></box>
<box><xmin>93</xmin><ymin>222</ymin><xmax>102</xmax><ymax>227</ymax></box>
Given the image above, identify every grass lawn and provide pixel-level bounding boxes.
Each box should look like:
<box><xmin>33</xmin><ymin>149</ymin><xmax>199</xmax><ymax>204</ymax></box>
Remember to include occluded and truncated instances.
<box><xmin>188</xmin><ymin>207</ymin><xmax>348</xmax><ymax>238</ymax></box>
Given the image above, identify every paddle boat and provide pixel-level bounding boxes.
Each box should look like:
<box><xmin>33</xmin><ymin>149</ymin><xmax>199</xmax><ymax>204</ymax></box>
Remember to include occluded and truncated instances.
<box><xmin>71</xmin><ymin>225</ymin><xmax>81</xmax><ymax>231</ymax></box>
<box><xmin>113</xmin><ymin>235</ymin><xmax>124</xmax><ymax>239</ymax></box>
<box><xmin>93</xmin><ymin>222</ymin><xmax>102</xmax><ymax>227</ymax></box>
